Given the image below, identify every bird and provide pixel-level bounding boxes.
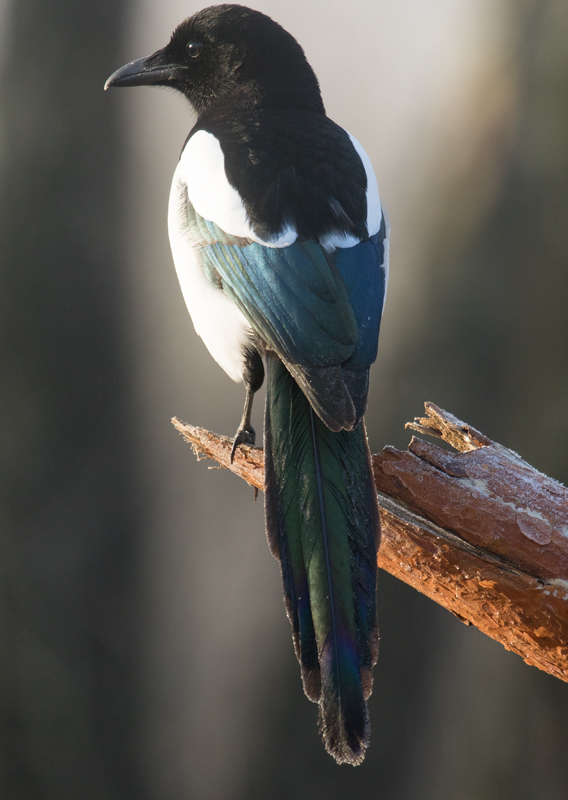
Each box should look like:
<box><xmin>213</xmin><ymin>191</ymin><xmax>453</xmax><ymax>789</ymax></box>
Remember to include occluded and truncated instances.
<box><xmin>105</xmin><ymin>4</ymin><xmax>388</xmax><ymax>766</ymax></box>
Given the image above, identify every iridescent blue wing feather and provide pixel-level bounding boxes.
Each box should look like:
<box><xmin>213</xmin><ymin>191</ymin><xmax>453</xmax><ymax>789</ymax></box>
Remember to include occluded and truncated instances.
<box><xmin>183</xmin><ymin>200</ymin><xmax>386</xmax><ymax>431</ymax></box>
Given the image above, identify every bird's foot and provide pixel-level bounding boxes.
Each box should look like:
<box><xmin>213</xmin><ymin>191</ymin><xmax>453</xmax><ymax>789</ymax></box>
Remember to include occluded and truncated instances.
<box><xmin>230</xmin><ymin>425</ymin><xmax>256</xmax><ymax>463</ymax></box>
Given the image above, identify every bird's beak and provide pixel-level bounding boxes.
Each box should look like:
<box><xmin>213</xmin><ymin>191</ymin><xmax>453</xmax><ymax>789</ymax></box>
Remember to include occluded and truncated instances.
<box><xmin>104</xmin><ymin>54</ymin><xmax>185</xmax><ymax>90</ymax></box>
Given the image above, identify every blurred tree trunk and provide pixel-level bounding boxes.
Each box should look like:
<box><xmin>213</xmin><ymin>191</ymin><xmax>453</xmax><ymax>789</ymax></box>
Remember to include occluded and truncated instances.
<box><xmin>0</xmin><ymin>2</ymin><xmax>145</xmax><ymax>799</ymax></box>
<box><xmin>387</xmin><ymin>3</ymin><xmax>568</xmax><ymax>799</ymax></box>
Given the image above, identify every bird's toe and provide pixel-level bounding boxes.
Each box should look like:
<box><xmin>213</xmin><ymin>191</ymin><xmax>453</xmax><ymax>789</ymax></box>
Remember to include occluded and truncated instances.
<box><xmin>230</xmin><ymin>425</ymin><xmax>256</xmax><ymax>463</ymax></box>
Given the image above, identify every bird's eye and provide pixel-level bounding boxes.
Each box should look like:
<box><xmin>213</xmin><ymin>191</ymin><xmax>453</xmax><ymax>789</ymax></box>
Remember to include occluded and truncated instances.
<box><xmin>186</xmin><ymin>41</ymin><xmax>204</xmax><ymax>59</ymax></box>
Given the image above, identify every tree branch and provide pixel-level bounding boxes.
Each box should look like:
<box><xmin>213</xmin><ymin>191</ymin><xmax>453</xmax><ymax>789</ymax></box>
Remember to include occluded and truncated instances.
<box><xmin>172</xmin><ymin>403</ymin><xmax>568</xmax><ymax>682</ymax></box>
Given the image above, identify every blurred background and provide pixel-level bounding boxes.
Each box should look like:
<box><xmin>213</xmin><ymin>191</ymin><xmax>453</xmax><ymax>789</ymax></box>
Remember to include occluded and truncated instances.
<box><xmin>1</xmin><ymin>0</ymin><xmax>568</xmax><ymax>798</ymax></box>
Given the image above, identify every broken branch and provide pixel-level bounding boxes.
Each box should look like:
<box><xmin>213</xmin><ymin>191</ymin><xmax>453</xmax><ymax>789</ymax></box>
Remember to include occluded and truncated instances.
<box><xmin>172</xmin><ymin>403</ymin><xmax>568</xmax><ymax>682</ymax></box>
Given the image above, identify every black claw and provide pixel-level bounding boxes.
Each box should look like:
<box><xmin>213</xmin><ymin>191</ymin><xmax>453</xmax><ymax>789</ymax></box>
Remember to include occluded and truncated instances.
<box><xmin>230</xmin><ymin>425</ymin><xmax>256</xmax><ymax>463</ymax></box>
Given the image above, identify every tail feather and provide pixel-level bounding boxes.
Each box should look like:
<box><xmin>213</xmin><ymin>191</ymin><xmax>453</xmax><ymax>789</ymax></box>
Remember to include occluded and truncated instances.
<box><xmin>264</xmin><ymin>354</ymin><xmax>380</xmax><ymax>765</ymax></box>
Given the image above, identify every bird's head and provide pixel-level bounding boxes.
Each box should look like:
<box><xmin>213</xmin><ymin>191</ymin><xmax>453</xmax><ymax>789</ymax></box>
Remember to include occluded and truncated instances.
<box><xmin>105</xmin><ymin>4</ymin><xmax>324</xmax><ymax>115</ymax></box>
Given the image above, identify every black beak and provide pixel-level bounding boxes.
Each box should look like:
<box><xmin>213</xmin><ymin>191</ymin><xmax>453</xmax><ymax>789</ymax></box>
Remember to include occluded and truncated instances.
<box><xmin>104</xmin><ymin>54</ymin><xmax>186</xmax><ymax>90</ymax></box>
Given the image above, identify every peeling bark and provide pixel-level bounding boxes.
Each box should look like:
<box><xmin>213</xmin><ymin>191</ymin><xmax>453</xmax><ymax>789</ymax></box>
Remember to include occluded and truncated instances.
<box><xmin>172</xmin><ymin>403</ymin><xmax>568</xmax><ymax>682</ymax></box>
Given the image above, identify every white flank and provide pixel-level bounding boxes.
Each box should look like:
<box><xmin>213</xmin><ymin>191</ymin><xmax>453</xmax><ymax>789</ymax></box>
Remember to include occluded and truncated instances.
<box><xmin>168</xmin><ymin>162</ymin><xmax>253</xmax><ymax>383</ymax></box>
<box><xmin>179</xmin><ymin>130</ymin><xmax>297</xmax><ymax>248</ymax></box>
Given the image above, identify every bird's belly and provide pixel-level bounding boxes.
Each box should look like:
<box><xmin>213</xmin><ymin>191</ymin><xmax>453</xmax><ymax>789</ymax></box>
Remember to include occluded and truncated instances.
<box><xmin>177</xmin><ymin>251</ymin><xmax>252</xmax><ymax>383</ymax></box>
<box><xmin>169</xmin><ymin>237</ymin><xmax>251</xmax><ymax>386</ymax></box>
<box><xmin>167</xmin><ymin>167</ymin><xmax>253</xmax><ymax>383</ymax></box>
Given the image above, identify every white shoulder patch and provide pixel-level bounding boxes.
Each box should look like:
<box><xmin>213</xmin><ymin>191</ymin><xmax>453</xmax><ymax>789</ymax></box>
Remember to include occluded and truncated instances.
<box><xmin>179</xmin><ymin>130</ymin><xmax>297</xmax><ymax>248</ymax></box>
<box><xmin>319</xmin><ymin>230</ymin><xmax>361</xmax><ymax>252</ymax></box>
<box><xmin>348</xmin><ymin>133</ymin><xmax>382</xmax><ymax>238</ymax></box>
<box><xmin>319</xmin><ymin>133</ymin><xmax>382</xmax><ymax>252</ymax></box>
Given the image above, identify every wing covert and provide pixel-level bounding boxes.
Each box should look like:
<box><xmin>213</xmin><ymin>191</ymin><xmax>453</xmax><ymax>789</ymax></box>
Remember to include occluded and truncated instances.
<box><xmin>179</xmin><ymin>189</ymin><xmax>386</xmax><ymax>430</ymax></box>
<box><xmin>185</xmin><ymin>200</ymin><xmax>359</xmax><ymax>368</ymax></box>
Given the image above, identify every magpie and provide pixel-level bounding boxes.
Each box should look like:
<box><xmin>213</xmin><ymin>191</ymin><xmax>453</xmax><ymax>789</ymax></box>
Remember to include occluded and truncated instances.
<box><xmin>106</xmin><ymin>4</ymin><xmax>388</xmax><ymax>766</ymax></box>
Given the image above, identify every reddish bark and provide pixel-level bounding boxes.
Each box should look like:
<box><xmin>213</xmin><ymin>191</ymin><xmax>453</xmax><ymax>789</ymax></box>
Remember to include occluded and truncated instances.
<box><xmin>172</xmin><ymin>403</ymin><xmax>568</xmax><ymax>682</ymax></box>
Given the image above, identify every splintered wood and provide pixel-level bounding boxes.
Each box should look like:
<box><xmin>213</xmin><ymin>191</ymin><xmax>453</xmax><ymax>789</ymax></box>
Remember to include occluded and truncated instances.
<box><xmin>172</xmin><ymin>403</ymin><xmax>568</xmax><ymax>682</ymax></box>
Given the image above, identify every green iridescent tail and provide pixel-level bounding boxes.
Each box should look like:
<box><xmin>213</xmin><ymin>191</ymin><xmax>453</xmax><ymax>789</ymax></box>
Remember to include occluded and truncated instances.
<box><xmin>264</xmin><ymin>354</ymin><xmax>380</xmax><ymax>765</ymax></box>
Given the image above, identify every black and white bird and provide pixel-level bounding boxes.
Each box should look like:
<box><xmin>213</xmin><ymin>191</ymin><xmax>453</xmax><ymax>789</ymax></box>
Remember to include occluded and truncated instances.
<box><xmin>106</xmin><ymin>4</ymin><xmax>388</xmax><ymax>766</ymax></box>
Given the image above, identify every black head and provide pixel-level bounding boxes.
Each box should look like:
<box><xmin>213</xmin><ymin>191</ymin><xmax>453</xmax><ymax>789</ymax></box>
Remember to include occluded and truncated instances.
<box><xmin>105</xmin><ymin>4</ymin><xmax>324</xmax><ymax>115</ymax></box>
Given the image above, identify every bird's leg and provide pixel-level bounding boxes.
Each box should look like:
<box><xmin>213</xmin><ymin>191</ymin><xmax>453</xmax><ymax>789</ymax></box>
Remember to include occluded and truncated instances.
<box><xmin>231</xmin><ymin>347</ymin><xmax>264</xmax><ymax>463</ymax></box>
<box><xmin>231</xmin><ymin>386</ymin><xmax>256</xmax><ymax>463</ymax></box>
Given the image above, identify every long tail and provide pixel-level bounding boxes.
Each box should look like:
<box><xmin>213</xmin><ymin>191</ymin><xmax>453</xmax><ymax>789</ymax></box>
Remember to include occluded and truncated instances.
<box><xmin>264</xmin><ymin>354</ymin><xmax>380</xmax><ymax>765</ymax></box>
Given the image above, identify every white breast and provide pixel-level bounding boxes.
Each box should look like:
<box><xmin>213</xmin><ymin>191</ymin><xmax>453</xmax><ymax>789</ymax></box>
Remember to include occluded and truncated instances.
<box><xmin>167</xmin><ymin>162</ymin><xmax>254</xmax><ymax>383</ymax></box>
